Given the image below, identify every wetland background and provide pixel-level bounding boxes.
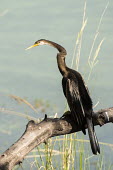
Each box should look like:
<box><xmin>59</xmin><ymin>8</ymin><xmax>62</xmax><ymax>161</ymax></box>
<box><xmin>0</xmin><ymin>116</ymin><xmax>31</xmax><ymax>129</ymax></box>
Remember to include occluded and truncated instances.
<box><xmin>0</xmin><ymin>0</ymin><xmax>113</xmax><ymax>169</ymax></box>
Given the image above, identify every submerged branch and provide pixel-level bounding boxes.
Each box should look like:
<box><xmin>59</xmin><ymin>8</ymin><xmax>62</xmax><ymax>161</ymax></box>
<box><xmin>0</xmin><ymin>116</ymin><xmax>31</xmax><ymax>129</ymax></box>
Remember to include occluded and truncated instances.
<box><xmin>0</xmin><ymin>107</ymin><xmax>113</xmax><ymax>170</ymax></box>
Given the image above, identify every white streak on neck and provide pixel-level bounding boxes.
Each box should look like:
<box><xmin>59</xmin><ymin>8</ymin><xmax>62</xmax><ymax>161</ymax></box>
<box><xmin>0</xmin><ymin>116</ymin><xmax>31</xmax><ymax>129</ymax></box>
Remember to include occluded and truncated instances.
<box><xmin>105</xmin><ymin>112</ymin><xmax>109</xmax><ymax>121</ymax></box>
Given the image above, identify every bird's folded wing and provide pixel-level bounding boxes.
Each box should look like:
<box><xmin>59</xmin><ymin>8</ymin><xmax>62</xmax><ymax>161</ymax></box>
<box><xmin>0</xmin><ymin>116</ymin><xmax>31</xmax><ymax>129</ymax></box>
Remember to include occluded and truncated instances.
<box><xmin>65</xmin><ymin>78</ymin><xmax>85</xmax><ymax>125</ymax></box>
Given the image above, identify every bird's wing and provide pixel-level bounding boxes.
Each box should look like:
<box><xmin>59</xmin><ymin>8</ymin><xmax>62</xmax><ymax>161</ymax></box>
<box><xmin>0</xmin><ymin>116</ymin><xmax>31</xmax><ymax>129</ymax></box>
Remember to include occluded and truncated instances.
<box><xmin>81</xmin><ymin>76</ymin><xmax>91</xmax><ymax>97</ymax></box>
<box><xmin>65</xmin><ymin>78</ymin><xmax>85</xmax><ymax>126</ymax></box>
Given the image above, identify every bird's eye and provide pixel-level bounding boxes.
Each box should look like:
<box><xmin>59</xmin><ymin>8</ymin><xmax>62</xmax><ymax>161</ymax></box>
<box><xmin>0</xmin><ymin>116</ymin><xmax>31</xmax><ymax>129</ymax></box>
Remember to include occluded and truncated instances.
<box><xmin>34</xmin><ymin>41</ymin><xmax>39</xmax><ymax>44</ymax></box>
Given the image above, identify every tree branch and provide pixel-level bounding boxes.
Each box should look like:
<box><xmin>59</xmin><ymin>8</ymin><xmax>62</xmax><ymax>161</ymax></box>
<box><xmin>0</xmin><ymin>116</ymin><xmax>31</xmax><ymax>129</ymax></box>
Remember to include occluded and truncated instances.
<box><xmin>0</xmin><ymin>107</ymin><xmax>113</xmax><ymax>170</ymax></box>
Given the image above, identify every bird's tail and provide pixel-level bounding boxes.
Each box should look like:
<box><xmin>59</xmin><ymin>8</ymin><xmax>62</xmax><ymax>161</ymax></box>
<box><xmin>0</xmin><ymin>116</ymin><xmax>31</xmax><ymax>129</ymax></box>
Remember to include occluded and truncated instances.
<box><xmin>86</xmin><ymin>117</ymin><xmax>100</xmax><ymax>155</ymax></box>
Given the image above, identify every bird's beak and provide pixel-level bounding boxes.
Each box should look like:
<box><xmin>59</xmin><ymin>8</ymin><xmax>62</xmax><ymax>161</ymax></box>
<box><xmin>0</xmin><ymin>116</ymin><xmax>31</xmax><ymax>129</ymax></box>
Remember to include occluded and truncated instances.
<box><xmin>25</xmin><ymin>44</ymin><xmax>39</xmax><ymax>50</ymax></box>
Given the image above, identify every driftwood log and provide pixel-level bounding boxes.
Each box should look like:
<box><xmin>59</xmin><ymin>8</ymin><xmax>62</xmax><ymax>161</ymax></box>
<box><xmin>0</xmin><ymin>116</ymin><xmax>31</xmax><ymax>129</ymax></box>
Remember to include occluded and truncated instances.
<box><xmin>0</xmin><ymin>107</ymin><xmax>113</xmax><ymax>170</ymax></box>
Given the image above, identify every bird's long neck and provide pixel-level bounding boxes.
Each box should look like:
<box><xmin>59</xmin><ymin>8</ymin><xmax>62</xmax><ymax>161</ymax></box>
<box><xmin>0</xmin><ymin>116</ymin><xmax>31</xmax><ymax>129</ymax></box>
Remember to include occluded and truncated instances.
<box><xmin>57</xmin><ymin>53</ymin><xmax>68</xmax><ymax>76</ymax></box>
<box><xmin>46</xmin><ymin>40</ymin><xmax>68</xmax><ymax>76</ymax></box>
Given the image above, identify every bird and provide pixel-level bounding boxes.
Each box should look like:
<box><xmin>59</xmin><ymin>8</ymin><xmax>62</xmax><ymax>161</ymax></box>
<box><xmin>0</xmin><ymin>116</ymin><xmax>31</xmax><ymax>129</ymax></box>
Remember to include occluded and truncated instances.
<box><xmin>26</xmin><ymin>39</ymin><xmax>100</xmax><ymax>155</ymax></box>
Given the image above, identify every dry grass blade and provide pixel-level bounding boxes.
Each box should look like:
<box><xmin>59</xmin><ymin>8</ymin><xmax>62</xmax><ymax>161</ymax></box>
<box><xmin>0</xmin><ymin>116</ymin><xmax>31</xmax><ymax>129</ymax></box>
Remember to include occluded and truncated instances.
<box><xmin>32</xmin><ymin>148</ymin><xmax>65</xmax><ymax>155</ymax></box>
<box><xmin>75</xmin><ymin>19</ymin><xmax>87</xmax><ymax>71</ymax></box>
<box><xmin>26</xmin><ymin>152</ymin><xmax>61</xmax><ymax>158</ymax></box>
<box><xmin>88</xmin><ymin>2</ymin><xmax>109</xmax><ymax>71</ymax></box>
<box><xmin>0</xmin><ymin>129</ymin><xmax>11</xmax><ymax>135</ymax></box>
<box><xmin>93</xmin><ymin>39</ymin><xmax>105</xmax><ymax>63</ymax></box>
<box><xmin>88</xmin><ymin>38</ymin><xmax>104</xmax><ymax>80</ymax></box>
<box><xmin>26</xmin><ymin>148</ymin><xmax>83</xmax><ymax>159</ymax></box>
<box><xmin>52</xmin><ymin>138</ymin><xmax>113</xmax><ymax>148</ymax></box>
<box><xmin>9</xmin><ymin>94</ymin><xmax>38</xmax><ymax>113</ymax></box>
<box><xmin>93</xmin><ymin>101</ymin><xmax>99</xmax><ymax>109</ymax></box>
<box><xmin>0</xmin><ymin>108</ymin><xmax>38</xmax><ymax>122</ymax></box>
<box><xmin>0</xmin><ymin>9</ymin><xmax>9</xmax><ymax>17</ymax></box>
<box><xmin>71</xmin><ymin>1</ymin><xmax>87</xmax><ymax>70</ymax></box>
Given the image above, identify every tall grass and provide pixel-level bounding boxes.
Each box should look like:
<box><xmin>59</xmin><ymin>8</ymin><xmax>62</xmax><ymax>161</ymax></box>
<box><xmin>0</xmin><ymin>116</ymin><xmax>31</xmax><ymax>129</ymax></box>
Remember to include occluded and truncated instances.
<box><xmin>25</xmin><ymin>135</ymin><xmax>113</xmax><ymax>170</ymax></box>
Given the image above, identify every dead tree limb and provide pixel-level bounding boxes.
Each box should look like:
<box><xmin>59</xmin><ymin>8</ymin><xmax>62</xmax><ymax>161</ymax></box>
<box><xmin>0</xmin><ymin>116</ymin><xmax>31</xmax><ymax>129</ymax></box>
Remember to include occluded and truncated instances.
<box><xmin>0</xmin><ymin>107</ymin><xmax>113</xmax><ymax>170</ymax></box>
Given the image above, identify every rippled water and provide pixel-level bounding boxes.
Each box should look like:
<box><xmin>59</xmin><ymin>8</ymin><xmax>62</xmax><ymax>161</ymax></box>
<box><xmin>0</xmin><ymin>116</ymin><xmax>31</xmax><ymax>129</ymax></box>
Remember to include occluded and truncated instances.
<box><xmin>0</xmin><ymin>0</ymin><xmax>113</xmax><ymax>169</ymax></box>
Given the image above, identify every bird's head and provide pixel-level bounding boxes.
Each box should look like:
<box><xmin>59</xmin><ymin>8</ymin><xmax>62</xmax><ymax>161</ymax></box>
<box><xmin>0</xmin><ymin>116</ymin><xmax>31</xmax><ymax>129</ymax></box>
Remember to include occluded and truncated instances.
<box><xmin>26</xmin><ymin>39</ymin><xmax>48</xmax><ymax>50</ymax></box>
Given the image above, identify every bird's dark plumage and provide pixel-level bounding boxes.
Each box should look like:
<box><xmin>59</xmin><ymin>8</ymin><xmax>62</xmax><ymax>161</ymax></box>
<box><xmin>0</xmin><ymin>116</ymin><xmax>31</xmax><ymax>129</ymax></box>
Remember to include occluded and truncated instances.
<box><xmin>27</xmin><ymin>39</ymin><xmax>100</xmax><ymax>155</ymax></box>
<box><xmin>62</xmin><ymin>69</ymin><xmax>100</xmax><ymax>154</ymax></box>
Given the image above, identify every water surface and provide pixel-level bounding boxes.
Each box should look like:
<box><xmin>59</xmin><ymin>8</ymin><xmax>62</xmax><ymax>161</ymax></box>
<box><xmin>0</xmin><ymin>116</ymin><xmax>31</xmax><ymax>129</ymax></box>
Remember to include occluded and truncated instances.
<box><xmin>0</xmin><ymin>0</ymin><xmax>113</xmax><ymax>169</ymax></box>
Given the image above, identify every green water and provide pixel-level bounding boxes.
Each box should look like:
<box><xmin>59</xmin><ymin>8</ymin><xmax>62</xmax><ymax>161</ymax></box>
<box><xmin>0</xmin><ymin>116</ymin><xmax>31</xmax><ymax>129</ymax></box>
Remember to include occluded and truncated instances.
<box><xmin>0</xmin><ymin>0</ymin><xmax>113</xmax><ymax>169</ymax></box>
